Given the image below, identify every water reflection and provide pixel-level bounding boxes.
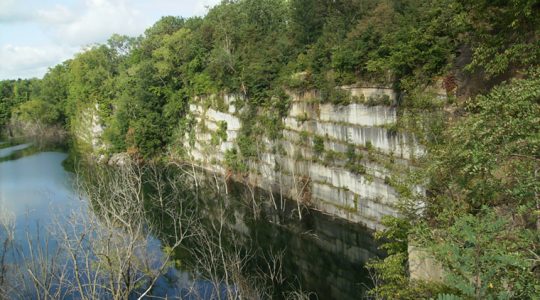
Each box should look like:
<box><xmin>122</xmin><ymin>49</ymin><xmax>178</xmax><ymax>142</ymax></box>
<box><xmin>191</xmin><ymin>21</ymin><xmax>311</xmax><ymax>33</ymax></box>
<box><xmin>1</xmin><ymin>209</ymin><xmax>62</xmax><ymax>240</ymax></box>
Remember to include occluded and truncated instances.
<box><xmin>0</xmin><ymin>142</ymin><xmax>380</xmax><ymax>299</ymax></box>
<box><xmin>0</xmin><ymin>143</ymin><xmax>31</xmax><ymax>158</ymax></box>
<box><xmin>0</xmin><ymin>143</ymin><xmax>78</xmax><ymax>240</ymax></box>
<box><xmin>166</xmin><ymin>180</ymin><xmax>380</xmax><ymax>299</ymax></box>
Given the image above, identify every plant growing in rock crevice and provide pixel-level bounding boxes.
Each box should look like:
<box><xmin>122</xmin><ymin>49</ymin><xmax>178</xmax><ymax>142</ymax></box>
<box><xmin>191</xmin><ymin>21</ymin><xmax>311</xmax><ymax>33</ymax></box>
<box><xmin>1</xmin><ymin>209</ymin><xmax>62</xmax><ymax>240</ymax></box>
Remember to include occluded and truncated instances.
<box><xmin>345</xmin><ymin>143</ymin><xmax>366</xmax><ymax>174</ymax></box>
<box><xmin>313</xmin><ymin>135</ymin><xmax>325</xmax><ymax>155</ymax></box>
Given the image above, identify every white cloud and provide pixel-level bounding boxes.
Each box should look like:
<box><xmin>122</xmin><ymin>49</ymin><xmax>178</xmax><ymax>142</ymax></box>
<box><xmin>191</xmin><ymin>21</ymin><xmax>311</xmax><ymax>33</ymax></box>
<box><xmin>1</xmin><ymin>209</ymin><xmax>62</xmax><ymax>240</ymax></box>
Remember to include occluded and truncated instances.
<box><xmin>138</xmin><ymin>0</ymin><xmax>219</xmax><ymax>18</ymax></box>
<box><xmin>37</xmin><ymin>5</ymin><xmax>76</xmax><ymax>25</ymax></box>
<box><xmin>0</xmin><ymin>0</ymin><xmax>16</xmax><ymax>15</ymax></box>
<box><xmin>39</xmin><ymin>0</ymin><xmax>221</xmax><ymax>46</ymax></box>
<box><xmin>0</xmin><ymin>44</ymin><xmax>77</xmax><ymax>79</ymax></box>
<box><xmin>39</xmin><ymin>0</ymin><xmax>143</xmax><ymax>46</ymax></box>
<box><xmin>192</xmin><ymin>0</ymin><xmax>220</xmax><ymax>16</ymax></box>
<box><xmin>0</xmin><ymin>0</ymin><xmax>33</xmax><ymax>22</ymax></box>
<box><xmin>0</xmin><ymin>0</ymin><xmax>222</xmax><ymax>79</ymax></box>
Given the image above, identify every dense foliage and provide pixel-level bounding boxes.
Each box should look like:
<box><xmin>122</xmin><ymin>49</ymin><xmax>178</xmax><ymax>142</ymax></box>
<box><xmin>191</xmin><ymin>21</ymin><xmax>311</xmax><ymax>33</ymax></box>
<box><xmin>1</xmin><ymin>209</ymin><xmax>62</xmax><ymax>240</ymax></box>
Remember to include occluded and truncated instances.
<box><xmin>419</xmin><ymin>71</ymin><xmax>540</xmax><ymax>299</ymax></box>
<box><xmin>368</xmin><ymin>71</ymin><xmax>540</xmax><ymax>299</ymax></box>
<box><xmin>0</xmin><ymin>79</ymin><xmax>41</xmax><ymax>129</ymax></box>
<box><xmin>3</xmin><ymin>0</ymin><xmax>537</xmax><ymax>155</ymax></box>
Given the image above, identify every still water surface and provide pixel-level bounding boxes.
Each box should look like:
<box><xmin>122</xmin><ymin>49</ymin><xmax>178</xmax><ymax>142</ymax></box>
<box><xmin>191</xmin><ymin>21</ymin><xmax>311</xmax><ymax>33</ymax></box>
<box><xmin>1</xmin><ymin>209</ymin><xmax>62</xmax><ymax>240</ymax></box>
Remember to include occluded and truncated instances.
<box><xmin>0</xmin><ymin>141</ymin><xmax>379</xmax><ymax>299</ymax></box>
<box><xmin>0</xmin><ymin>144</ymin><xmax>78</xmax><ymax>242</ymax></box>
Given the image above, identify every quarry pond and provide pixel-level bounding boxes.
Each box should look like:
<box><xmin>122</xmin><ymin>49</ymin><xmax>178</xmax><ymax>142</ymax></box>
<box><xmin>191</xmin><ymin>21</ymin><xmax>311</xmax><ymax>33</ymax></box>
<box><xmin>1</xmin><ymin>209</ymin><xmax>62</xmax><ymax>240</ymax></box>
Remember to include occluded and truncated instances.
<box><xmin>0</xmin><ymin>141</ymin><xmax>380</xmax><ymax>299</ymax></box>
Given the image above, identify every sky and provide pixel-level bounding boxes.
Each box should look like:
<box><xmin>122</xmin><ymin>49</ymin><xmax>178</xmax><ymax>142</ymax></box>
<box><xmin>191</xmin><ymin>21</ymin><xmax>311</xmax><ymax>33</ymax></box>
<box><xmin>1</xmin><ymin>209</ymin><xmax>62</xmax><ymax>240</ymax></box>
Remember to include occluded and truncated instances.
<box><xmin>0</xmin><ymin>0</ymin><xmax>221</xmax><ymax>80</ymax></box>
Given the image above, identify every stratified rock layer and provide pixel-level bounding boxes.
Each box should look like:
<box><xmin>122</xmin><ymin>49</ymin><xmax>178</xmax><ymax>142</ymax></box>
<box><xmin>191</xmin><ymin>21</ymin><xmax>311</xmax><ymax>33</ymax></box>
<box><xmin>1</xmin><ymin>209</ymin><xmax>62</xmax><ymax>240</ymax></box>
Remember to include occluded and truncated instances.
<box><xmin>181</xmin><ymin>87</ymin><xmax>423</xmax><ymax>230</ymax></box>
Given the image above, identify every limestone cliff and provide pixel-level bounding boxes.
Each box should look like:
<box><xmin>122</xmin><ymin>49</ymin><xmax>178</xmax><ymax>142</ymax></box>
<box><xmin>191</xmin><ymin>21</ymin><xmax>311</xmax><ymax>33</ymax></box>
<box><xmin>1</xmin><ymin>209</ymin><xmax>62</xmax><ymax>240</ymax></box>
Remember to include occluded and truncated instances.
<box><xmin>179</xmin><ymin>86</ymin><xmax>424</xmax><ymax>231</ymax></box>
<box><xmin>72</xmin><ymin>103</ymin><xmax>103</xmax><ymax>148</ymax></box>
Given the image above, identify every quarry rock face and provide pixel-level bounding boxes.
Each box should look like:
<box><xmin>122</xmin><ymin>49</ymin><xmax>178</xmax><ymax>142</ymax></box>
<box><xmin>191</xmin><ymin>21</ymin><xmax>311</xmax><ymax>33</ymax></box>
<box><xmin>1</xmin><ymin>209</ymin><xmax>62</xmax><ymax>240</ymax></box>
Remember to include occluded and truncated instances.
<box><xmin>181</xmin><ymin>88</ymin><xmax>424</xmax><ymax>231</ymax></box>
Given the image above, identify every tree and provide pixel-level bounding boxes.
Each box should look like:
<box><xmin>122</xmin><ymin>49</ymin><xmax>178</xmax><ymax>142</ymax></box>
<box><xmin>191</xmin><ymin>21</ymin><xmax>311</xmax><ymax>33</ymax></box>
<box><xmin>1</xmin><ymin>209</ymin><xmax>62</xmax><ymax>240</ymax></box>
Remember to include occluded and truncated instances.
<box><xmin>424</xmin><ymin>69</ymin><xmax>540</xmax><ymax>214</ymax></box>
<box><xmin>39</xmin><ymin>63</ymin><xmax>70</xmax><ymax>124</ymax></box>
<box><xmin>406</xmin><ymin>70</ymin><xmax>540</xmax><ymax>299</ymax></box>
<box><xmin>12</xmin><ymin>99</ymin><xmax>59</xmax><ymax>125</ymax></box>
<box><xmin>429</xmin><ymin>209</ymin><xmax>537</xmax><ymax>299</ymax></box>
<box><xmin>460</xmin><ymin>0</ymin><xmax>540</xmax><ymax>77</ymax></box>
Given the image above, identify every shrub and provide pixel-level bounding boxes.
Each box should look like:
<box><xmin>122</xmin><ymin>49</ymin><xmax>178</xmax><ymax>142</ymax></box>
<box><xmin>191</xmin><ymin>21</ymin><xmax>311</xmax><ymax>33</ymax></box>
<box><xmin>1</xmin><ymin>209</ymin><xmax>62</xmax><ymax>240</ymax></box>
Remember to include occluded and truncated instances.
<box><xmin>224</xmin><ymin>149</ymin><xmax>247</xmax><ymax>173</ymax></box>
<box><xmin>365</xmin><ymin>94</ymin><xmax>392</xmax><ymax>106</ymax></box>
<box><xmin>299</xmin><ymin>130</ymin><xmax>309</xmax><ymax>145</ymax></box>
<box><xmin>217</xmin><ymin>121</ymin><xmax>228</xmax><ymax>141</ymax></box>
<box><xmin>324</xmin><ymin>150</ymin><xmax>338</xmax><ymax>165</ymax></box>
<box><xmin>347</xmin><ymin>163</ymin><xmax>366</xmax><ymax>175</ymax></box>
<box><xmin>365</xmin><ymin>141</ymin><xmax>373</xmax><ymax>151</ymax></box>
<box><xmin>320</xmin><ymin>85</ymin><xmax>351</xmax><ymax>105</ymax></box>
<box><xmin>313</xmin><ymin>135</ymin><xmax>325</xmax><ymax>155</ymax></box>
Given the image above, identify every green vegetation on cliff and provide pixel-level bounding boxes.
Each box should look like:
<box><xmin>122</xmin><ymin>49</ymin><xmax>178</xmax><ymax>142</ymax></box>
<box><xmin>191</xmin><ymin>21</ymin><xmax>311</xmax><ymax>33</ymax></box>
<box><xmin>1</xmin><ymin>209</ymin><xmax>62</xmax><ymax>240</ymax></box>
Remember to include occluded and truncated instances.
<box><xmin>3</xmin><ymin>0</ymin><xmax>537</xmax><ymax>156</ymax></box>
<box><xmin>0</xmin><ymin>1</ymin><xmax>538</xmax><ymax>298</ymax></box>
<box><xmin>368</xmin><ymin>72</ymin><xmax>540</xmax><ymax>299</ymax></box>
